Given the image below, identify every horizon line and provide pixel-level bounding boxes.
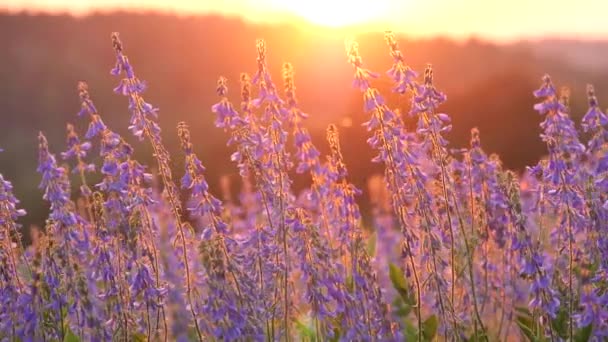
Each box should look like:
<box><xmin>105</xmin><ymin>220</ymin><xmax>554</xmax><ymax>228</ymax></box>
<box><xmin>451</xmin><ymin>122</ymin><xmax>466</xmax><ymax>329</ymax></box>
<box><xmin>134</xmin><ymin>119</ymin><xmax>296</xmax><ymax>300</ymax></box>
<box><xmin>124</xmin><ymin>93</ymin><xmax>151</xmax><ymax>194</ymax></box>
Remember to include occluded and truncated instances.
<box><xmin>3</xmin><ymin>6</ymin><xmax>608</xmax><ymax>43</ymax></box>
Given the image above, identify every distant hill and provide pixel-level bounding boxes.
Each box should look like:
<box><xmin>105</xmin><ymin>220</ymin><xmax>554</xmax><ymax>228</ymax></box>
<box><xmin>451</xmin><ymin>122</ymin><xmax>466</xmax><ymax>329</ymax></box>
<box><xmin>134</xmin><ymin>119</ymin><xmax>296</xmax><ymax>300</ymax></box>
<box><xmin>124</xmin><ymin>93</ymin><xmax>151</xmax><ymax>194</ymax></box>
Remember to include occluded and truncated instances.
<box><xmin>1</xmin><ymin>12</ymin><xmax>608</xmax><ymax>229</ymax></box>
<box><xmin>523</xmin><ymin>39</ymin><xmax>608</xmax><ymax>72</ymax></box>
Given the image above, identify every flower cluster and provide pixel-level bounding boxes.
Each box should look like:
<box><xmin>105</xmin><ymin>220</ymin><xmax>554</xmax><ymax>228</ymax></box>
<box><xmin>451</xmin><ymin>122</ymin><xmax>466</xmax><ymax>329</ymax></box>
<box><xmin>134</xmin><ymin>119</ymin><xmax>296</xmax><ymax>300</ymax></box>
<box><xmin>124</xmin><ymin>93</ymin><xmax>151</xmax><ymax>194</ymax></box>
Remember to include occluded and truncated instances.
<box><xmin>1</xmin><ymin>32</ymin><xmax>608</xmax><ymax>342</ymax></box>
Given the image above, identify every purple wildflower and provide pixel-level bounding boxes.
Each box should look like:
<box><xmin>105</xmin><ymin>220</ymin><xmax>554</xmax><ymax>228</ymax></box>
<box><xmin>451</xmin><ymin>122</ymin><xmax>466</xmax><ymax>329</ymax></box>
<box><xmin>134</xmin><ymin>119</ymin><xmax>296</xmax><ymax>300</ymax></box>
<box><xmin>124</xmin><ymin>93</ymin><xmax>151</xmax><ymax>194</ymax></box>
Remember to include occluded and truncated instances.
<box><xmin>0</xmin><ymin>173</ymin><xmax>28</xmax><ymax>339</ymax></box>
<box><xmin>178</xmin><ymin>121</ymin><xmax>261</xmax><ymax>339</ymax></box>
<box><xmin>110</xmin><ymin>32</ymin><xmax>203</xmax><ymax>340</ymax></box>
<box><xmin>532</xmin><ymin>76</ymin><xmax>587</xmax><ymax>338</ymax></box>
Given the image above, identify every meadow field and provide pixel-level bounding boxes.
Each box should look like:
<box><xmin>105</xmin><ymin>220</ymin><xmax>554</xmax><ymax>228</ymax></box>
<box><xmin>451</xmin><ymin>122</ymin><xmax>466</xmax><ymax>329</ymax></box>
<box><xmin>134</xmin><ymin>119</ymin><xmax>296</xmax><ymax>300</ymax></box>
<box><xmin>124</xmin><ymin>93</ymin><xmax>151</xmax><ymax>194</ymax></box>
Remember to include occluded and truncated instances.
<box><xmin>1</xmin><ymin>22</ymin><xmax>608</xmax><ymax>341</ymax></box>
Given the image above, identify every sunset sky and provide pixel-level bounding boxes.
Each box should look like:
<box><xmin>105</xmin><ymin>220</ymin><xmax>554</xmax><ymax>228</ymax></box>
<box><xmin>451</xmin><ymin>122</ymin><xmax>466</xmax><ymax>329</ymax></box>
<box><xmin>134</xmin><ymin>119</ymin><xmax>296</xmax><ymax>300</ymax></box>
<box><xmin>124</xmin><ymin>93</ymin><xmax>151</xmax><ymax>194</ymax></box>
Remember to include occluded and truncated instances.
<box><xmin>3</xmin><ymin>0</ymin><xmax>608</xmax><ymax>40</ymax></box>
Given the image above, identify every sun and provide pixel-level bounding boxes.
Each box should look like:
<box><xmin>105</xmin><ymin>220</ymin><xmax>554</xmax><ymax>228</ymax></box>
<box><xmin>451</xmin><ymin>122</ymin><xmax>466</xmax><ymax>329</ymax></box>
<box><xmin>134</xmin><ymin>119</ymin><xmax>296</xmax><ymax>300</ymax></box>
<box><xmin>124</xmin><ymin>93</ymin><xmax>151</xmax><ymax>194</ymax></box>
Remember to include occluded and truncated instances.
<box><xmin>278</xmin><ymin>0</ymin><xmax>391</xmax><ymax>28</ymax></box>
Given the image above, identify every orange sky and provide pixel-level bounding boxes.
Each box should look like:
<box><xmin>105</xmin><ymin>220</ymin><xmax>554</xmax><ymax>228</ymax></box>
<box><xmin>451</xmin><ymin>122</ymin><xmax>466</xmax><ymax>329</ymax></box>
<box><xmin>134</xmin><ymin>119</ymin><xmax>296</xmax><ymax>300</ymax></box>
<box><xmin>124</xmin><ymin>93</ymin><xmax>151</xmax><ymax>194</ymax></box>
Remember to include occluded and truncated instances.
<box><xmin>3</xmin><ymin>0</ymin><xmax>608</xmax><ymax>40</ymax></box>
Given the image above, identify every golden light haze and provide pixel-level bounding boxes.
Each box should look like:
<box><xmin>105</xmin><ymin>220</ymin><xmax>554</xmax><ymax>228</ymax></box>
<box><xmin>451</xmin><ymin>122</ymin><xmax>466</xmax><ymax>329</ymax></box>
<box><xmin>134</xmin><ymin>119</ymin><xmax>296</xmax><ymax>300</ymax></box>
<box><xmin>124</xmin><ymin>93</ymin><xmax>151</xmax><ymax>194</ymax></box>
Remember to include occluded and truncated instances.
<box><xmin>3</xmin><ymin>0</ymin><xmax>608</xmax><ymax>40</ymax></box>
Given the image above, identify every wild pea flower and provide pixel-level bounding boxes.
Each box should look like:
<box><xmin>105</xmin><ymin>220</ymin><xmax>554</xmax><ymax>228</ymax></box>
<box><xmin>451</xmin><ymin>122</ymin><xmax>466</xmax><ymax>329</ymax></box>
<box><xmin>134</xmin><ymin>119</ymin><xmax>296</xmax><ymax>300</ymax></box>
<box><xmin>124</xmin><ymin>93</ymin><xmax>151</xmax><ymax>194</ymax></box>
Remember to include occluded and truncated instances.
<box><xmin>384</xmin><ymin>32</ymin><xmax>419</xmax><ymax>95</ymax></box>
<box><xmin>348</xmin><ymin>39</ymin><xmax>429</xmax><ymax>335</ymax></box>
<box><xmin>252</xmin><ymin>40</ymin><xmax>282</xmax><ymax>110</ymax></box>
<box><xmin>501</xmin><ymin>171</ymin><xmax>560</xmax><ymax>335</ymax></box>
<box><xmin>216</xmin><ymin>68</ymin><xmax>291</xmax><ymax>229</ymax></box>
<box><xmin>38</xmin><ymin>133</ymin><xmax>79</xmax><ymax>228</ymax></box>
<box><xmin>78</xmin><ymin>81</ymin><xmax>167</xmax><ymax>337</ymax></box>
<box><xmin>533</xmin><ymin>82</ymin><xmax>585</xmax><ymax>203</ymax></box>
<box><xmin>582</xmin><ymin>85</ymin><xmax>608</xmax><ymax>178</ymax></box>
<box><xmin>456</xmin><ymin>129</ymin><xmax>511</xmax><ymax>314</ymax></box>
<box><xmin>62</xmin><ymin>123</ymin><xmax>95</xmax><ymax>200</ymax></box>
<box><xmin>81</xmin><ymin>87</ymin><xmax>160</xmax><ymax>328</ymax></box>
<box><xmin>232</xmin><ymin>74</ymin><xmax>291</xmax><ymax>333</ymax></box>
<box><xmin>214</xmin><ymin>77</ymin><xmax>248</xmax><ymax>132</ymax></box>
<box><xmin>77</xmin><ymin>81</ymin><xmax>147</xmax><ymax>233</ymax></box>
<box><xmin>324</xmin><ymin>124</ymin><xmax>393</xmax><ymax>340</ymax></box>
<box><xmin>533</xmin><ymin>79</ymin><xmax>585</xmax><ymax>191</ymax></box>
<box><xmin>35</xmin><ymin>224</ymin><xmax>68</xmax><ymax>340</ymax></box>
<box><xmin>39</xmin><ymin>135</ymin><xmax>103</xmax><ymax>340</ymax></box>
<box><xmin>153</xmin><ymin>220</ymin><xmax>191</xmax><ymax>342</ymax></box>
<box><xmin>78</xmin><ymin>82</ymin><xmax>130</xmax><ymax>229</ymax></box>
<box><xmin>109</xmin><ymin>33</ymin><xmax>180</xmax><ymax>220</ymax></box>
<box><xmin>79</xmin><ymin>82</ymin><xmax>137</xmax><ymax>232</ymax></box>
<box><xmin>282</xmin><ymin>63</ymin><xmax>339</xmax><ymax>247</ymax></box>
<box><xmin>0</xmin><ymin>245</ymin><xmax>23</xmax><ymax>340</ymax></box>
<box><xmin>349</xmin><ymin>39</ymin><xmax>458</xmax><ymax>337</ymax></box>
<box><xmin>0</xmin><ymin>173</ymin><xmax>27</xmax><ymax>275</ymax></box>
<box><xmin>110</xmin><ymin>32</ymin><xmax>202</xmax><ymax>340</ymax></box>
<box><xmin>574</xmin><ymin>289</ymin><xmax>608</xmax><ymax>337</ymax></box>
<box><xmin>0</xmin><ymin>172</ymin><xmax>27</xmax><ymax>339</ymax></box>
<box><xmin>407</xmin><ymin>67</ymin><xmax>455</xmax><ymax>250</ymax></box>
<box><xmin>110</xmin><ymin>32</ymin><xmax>179</xmax><ymax>224</ymax></box>
<box><xmin>218</xmin><ymin>74</ymin><xmax>266</xmax><ymax>235</ymax></box>
<box><xmin>110</xmin><ymin>35</ymin><xmax>157</xmax><ymax>141</ymax></box>
<box><xmin>87</xmin><ymin>192</ymin><xmax>129</xmax><ymax>338</ymax></box>
<box><xmin>120</xmin><ymin>159</ymin><xmax>155</xmax><ymax>211</ymax></box>
<box><xmin>347</xmin><ymin>37</ymin><xmax>419</xmax><ymax>279</ymax></box>
<box><xmin>581</xmin><ymin>85</ymin><xmax>608</xmax><ymax>158</ymax></box>
<box><xmin>77</xmin><ymin>82</ymin><xmax>109</xmax><ymax>141</ymax></box>
<box><xmin>178</xmin><ymin>121</ymin><xmax>260</xmax><ymax>339</ymax></box>
<box><xmin>385</xmin><ymin>34</ymin><xmax>462</xmax><ymax>327</ymax></box>
<box><xmin>249</xmin><ymin>39</ymin><xmax>294</xmax><ymax>337</ymax></box>
<box><xmin>119</xmin><ymin>160</ymin><xmax>165</xmax><ymax>337</ymax></box>
<box><xmin>178</xmin><ymin>122</ymin><xmax>226</xmax><ymax>239</ymax></box>
<box><xmin>213</xmin><ymin>75</ymin><xmax>255</xmax><ymax>178</ymax></box>
<box><xmin>324</xmin><ymin>125</ymin><xmax>352</xmax><ymax>250</ymax></box>
<box><xmin>409</xmin><ymin>66</ymin><xmax>451</xmax><ymax>164</ymax></box>
<box><xmin>269</xmin><ymin>119</ymin><xmax>352</xmax><ymax>338</ymax></box>
<box><xmin>212</xmin><ymin>78</ymin><xmax>272</xmax><ymax>256</ymax></box>
<box><xmin>282</xmin><ymin>63</ymin><xmax>319</xmax><ymax>175</ymax></box>
<box><xmin>250</xmin><ymin>40</ymin><xmax>293</xmax><ymax>196</ymax></box>
<box><xmin>79</xmin><ymin>81</ymin><xmax>134</xmax><ymax>229</ymax></box>
<box><xmin>384</xmin><ymin>35</ymin><xmax>489</xmax><ymax>336</ymax></box>
<box><xmin>533</xmin><ymin>76</ymin><xmax>587</xmax><ymax>338</ymax></box>
<box><xmin>578</xmin><ymin>85</ymin><xmax>608</xmax><ymax>287</ymax></box>
<box><xmin>581</xmin><ymin>85</ymin><xmax>608</xmax><ymax>211</ymax></box>
<box><xmin>212</xmin><ymin>75</ymin><xmax>283</xmax><ymax>337</ymax></box>
<box><xmin>110</xmin><ymin>157</ymin><xmax>163</xmax><ymax>335</ymax></box>
<box><xmin>366</xmin><ymin>174</ymin><xmax>402</xmax><ymax>298</ymax></box>
<box><xmin>574</xmin><ymin>86</ymin><xmax>608</xmax><ymax>340</ymax></box>
<box><xmin>38</xmin><ymin>132</ymin><xmax>96</xmax><ymax>338</ymax></box>
<box><xmin>286</xmin><ymin>207</ymin><xmax>351</xmax><ymax>339</ymax></box>
<box><xmin>412</xmin><ymin>64</ymin><xmax>489</xmax><ymax>336</ymax></box>
<box><xmin>466</xmin><ymin>130</ymin><xmax>509</xmax><ymax>246</ymax></box>
<box><xmin>408</xmin><ymin>66</ymin><xmax>452</xmax><ymax>211</ymax></box>
<box><xmin>334</xmin><ymin>178</ymin><xmax>393</xmax><ymax>340</ymax></box>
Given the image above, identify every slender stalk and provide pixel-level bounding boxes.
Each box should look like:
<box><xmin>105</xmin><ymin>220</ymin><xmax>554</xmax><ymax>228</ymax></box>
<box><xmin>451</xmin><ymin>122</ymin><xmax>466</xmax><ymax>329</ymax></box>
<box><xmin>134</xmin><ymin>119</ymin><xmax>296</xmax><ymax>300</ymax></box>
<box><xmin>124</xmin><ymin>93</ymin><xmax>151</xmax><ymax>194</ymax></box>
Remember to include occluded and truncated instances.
<box><xmin>114</xmin><ymin>238</ymin><xmax>130</xmax><ymax>340</ymax></box>
<box><xmin>564</xmin><ymin>200</ymin><xmax>575</xmax><ymax>341</ymax></box>
<box><xmin>407</xmin><ymin>166</ymin><xmax>450</xmax><ymax>329</ymax></box>
<box><xmin>135</xmin><ymin>107</ymin><xmax>203</xmax><ymax>341</ymax></box>
<box><xmin>244</xmin><ymin>148</ymin><xmax>278</xmax><ymax>340</ymax></box>
<box><xmin>276</xmin><ymin>152</ymin><xmax>290</xmax><ymax>341</ymax></box>
<box><xmin>422</xmin><ymin>112</ymin><xmax>488</xmax><ymax>339</ymax></box>
<box><xmin>59</xmin><ymin>300</ymin><xmax>66</xmax><ymax>340</ymax></box>
<box><xmin>423</xmin><ymin>114</ymin><xmax>457</xmax><ymax>309</ymax></box>
<box><xmin>141</xmin><ymin>210</ymin><xmax>168</xmax><ymax>340</ymax></box>
<box><xmin>75</xmin><ymin>153</ymin><xmax>94</xmax><ymax>222</ymax></box>
<box><xmin>380</xmin><ymin>125</ymin><xmax>423</xmax><ymax>341</ymax></box>
<box><xmin>111</xmin><ymin>34</ymin><xmax>202</xmax><ymax>339</ymax></box>
<box><xmin>0</xmin><ymin>205</ymin><xmax>32</xmax><ymax>279</ymax></box>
